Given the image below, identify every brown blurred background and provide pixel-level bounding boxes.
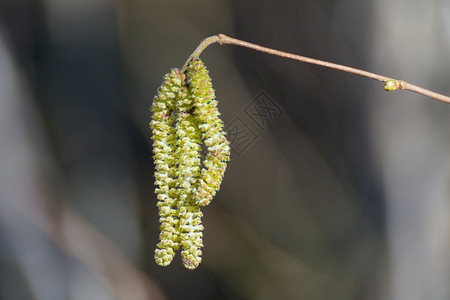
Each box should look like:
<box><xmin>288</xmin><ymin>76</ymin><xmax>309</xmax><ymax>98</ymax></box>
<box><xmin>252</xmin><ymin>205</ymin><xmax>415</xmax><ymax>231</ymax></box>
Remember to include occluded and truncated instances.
<box><xmin>1</xmin><ymin>0</ymin><xmax>449</xmax><ymax>299</ymax></box>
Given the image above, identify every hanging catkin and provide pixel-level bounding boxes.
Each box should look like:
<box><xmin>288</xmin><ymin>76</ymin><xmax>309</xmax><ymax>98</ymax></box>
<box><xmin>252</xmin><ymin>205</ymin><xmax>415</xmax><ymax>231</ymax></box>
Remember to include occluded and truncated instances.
<box><xmin>151</xmin><ymin>69</ymin><xmax>182</xmax><ymax>266</ymax></box>
<box><xmin>151</xmin><ymin>59</ymin><xmax>230</xmax><ymax>269</ymax></box>
<box><xmin>185</xmin><ymin>59</ymin><xmax>230</xmax><ymax>207</ymax></box>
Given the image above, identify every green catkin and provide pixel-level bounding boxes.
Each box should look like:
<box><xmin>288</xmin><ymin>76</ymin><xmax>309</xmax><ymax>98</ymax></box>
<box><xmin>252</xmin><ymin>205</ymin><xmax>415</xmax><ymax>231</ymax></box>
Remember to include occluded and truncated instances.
<box><xmin>174</xmin><ymin>85</ymin><xmax>202</xmax><ymax>207</ymax></box>
<box><xmin>186</xmin><ymin>59</ymin><xmax>231</xmax><ymax>207</ymax></box>
<box><xmin>151</xmin><ymin>69</ymin><xmax>182</xmax><ymax>266</ymax></box>
<box><xmin>174</xmin><ymin>85</ymin><xmax>204</xmax><ymax>269</ymax></box>
<box><xmin>151</xmin><ymin>59</ymin><xmax>230</xmax><ymax>269</ymax></box>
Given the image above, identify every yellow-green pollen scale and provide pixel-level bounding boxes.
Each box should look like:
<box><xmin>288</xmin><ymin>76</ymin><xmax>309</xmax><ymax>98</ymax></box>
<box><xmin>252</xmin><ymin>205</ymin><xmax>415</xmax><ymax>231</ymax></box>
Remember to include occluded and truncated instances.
<box><xmin>179</xmin><ymin>204</ymin><xmax>204</xmax><ymax>270</ymax></box>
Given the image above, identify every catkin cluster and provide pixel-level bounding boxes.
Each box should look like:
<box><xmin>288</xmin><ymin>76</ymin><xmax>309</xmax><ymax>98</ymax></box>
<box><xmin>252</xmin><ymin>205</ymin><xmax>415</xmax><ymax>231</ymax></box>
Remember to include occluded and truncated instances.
<box><xmin>151</xmin><ymin>59</ymin><xmax>230</xmax><ymax>269</ymax></box>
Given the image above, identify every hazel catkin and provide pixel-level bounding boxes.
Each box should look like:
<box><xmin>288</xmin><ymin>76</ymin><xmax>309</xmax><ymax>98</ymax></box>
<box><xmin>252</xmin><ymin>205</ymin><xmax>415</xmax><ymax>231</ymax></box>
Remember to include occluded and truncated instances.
<box><xmin>185</xmin><ymin>59</ymin><xmax>231</xmax><ymax>207</ymax></box>
<box><xmin>151</xmin><ymin>69</ymin><xmax>182</xmax><ymax>266</ymax></box>
<box><xmin>174</xmin><ymin>84</ymin><xmax>204</xmax><ymax>269</ymax></box>
<box><xmin>151</xmin><ymin>59</ymin><xmax>230</xmax><ymax>269</ymax></box>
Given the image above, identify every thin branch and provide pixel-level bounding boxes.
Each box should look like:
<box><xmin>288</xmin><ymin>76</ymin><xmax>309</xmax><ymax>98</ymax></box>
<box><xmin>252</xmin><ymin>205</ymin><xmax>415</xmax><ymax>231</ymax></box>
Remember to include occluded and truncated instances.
<box><xmin>218</xmin><ymin>34</ymin><xmax>391</xmax><ymax>82</ymax></box>
<box><xmin>182</xmin><ymin>34</ymin><xmax>450</xmax><ymax>104</ymax></box>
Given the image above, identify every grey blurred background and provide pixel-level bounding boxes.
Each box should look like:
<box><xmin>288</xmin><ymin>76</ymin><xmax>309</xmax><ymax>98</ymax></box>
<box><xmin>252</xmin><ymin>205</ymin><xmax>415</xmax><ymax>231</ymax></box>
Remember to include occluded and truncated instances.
<box><xmin>0</xmin><ymin>0</ymin><xmax>449</xmax><ymax>299</ymax></box>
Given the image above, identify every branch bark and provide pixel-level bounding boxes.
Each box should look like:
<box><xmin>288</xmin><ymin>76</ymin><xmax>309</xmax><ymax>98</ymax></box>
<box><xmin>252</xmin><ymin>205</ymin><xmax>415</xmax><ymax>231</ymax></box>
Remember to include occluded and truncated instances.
<box><xmin>182</xmin><ymin>34</ymin><xmax>450</xmax><ymax>104</ymax></box>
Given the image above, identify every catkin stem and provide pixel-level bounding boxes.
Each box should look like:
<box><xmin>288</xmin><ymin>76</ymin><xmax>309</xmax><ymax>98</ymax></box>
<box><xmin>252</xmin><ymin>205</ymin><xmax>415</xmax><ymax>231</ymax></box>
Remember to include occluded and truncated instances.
<box><xmin>181</xmin><ymin>36</ymin><xmax>219</xmax><ymax>73</ymax></box>
<box><xmin>182</xmin><ymin>34</ymin><xmax>450</xmax><ymax>104</ymax></box>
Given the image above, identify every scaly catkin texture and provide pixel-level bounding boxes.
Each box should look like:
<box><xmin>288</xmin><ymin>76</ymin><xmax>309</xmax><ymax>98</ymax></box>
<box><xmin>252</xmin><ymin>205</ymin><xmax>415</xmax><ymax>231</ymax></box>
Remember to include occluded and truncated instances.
<box><xmin>186</xmin><ymin>59</ymin><xmax>231</xmax><ymax>207</ymax></box>
<box><xmin>151</xmin><ymin>60</ymin><xmax>230</xmax><ymax>269</ymax></box>
<box><xmin>174</xmin><ymin>85</ymin><xmax>204</xmax><ymax>269</ymax></box>
<box><xmin>151</xmin><ymin>69</ymin><xmax>182</xmax><ymax>266</ymax></box>
<box><xmin>179</xmin><ymin>204</ymin><xmax>204</xmax><ymax>269</ymax></box>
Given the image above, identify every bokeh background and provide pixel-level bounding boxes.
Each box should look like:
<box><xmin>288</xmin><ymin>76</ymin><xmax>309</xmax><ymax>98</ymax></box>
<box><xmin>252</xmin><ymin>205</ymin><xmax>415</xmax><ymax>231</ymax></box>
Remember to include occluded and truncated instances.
<box><xmin>1</xmin><ymin>0</ymin><xmax>450</xmax><ymax>299</ymax></box>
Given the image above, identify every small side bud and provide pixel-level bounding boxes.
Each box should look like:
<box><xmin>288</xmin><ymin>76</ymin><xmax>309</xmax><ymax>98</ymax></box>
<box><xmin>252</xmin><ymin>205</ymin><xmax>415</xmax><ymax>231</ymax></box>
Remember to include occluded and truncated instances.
<box><xmin>384</xmin><ymin>80</ymin><xmax>402</xmax><ymax>91</ymax></box>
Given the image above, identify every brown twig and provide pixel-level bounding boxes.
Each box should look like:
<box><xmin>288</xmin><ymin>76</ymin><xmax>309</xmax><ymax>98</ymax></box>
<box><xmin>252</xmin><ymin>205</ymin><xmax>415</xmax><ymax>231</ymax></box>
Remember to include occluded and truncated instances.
<box><xmin>182</xmin><ymin>34</ymin><xmax>450</xmax><ymax>104</ymax></box>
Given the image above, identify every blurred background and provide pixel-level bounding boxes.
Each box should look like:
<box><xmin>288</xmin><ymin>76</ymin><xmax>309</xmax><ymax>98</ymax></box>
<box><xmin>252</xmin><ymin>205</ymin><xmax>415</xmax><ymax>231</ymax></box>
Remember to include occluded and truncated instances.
<box><xmin>1</xmin><ymin>0</ymin><xmax>449</xmax><ymax>299</ymax></box>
